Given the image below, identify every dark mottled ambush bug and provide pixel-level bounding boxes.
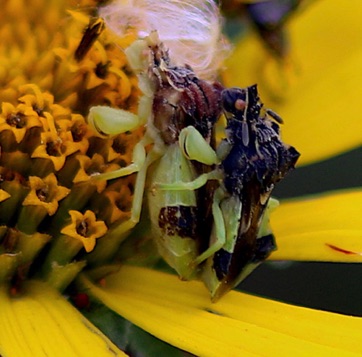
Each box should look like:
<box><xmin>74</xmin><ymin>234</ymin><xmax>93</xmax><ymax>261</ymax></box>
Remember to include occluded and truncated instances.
<box><xmin>88</xmin><ymin>31</ymin><xmax>223</xmax><ymax>279</ymax></box>
<box><xmin>204</xmin><ymin>85</ymin><xmax>299</xmax><ymax>300</ymax></box>
<box><xmin>158</xmin><ymin>85</ymin><xmax>300</xmax><ymax>301</ymax></box>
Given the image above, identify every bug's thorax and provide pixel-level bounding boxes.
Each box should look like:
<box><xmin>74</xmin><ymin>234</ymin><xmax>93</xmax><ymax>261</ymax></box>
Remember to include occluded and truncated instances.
<box><xmin>221</xmin><ymin>85</ymin><xmax>299</xmax><ymax>195</ymax></box>
<box><xmin>146</xmin><ymin>34</ymin><xmax>223</xmax><ymax>147</ymax></box>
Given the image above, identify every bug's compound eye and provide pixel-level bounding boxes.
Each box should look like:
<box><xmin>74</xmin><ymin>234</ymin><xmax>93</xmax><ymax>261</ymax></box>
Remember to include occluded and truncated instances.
<box><xmin>234</xmin><ymin>98</ymin><xmax>246</xmax><ymax>111</ymax></box>
<box><xmin>221</xmin><ymin>88</ymin><xmax>247</xmax><ymax>116</ymax></box>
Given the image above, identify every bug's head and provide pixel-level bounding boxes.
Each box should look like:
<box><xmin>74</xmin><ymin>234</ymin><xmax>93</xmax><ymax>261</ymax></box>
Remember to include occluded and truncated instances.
<box><xmin>221</xmin><ymin>85</ymin><xmax>262</xmax><ymax>122</ymax></box>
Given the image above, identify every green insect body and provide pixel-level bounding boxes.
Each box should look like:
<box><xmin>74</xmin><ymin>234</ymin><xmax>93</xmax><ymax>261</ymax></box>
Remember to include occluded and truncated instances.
<box><xmin>148</xmin><ymin>144</ymin><xmax>201</xmax><ymax>280</ymax></box>
<box><xmin>87</xmin><ymin>31</ymin><xmax>222</xmax><ymax>280</ymax></box>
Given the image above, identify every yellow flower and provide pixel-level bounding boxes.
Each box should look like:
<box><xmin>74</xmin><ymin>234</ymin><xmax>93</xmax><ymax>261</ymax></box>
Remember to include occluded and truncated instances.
<box><xmin>31</xmin><ymin>130</ymin><xmax>76</xmax><ymax>171</ymax></box>
<box><xmin>0</xmin><ymin>1</ymin><xmax>361</xmax><ymax>357</ymax></box>
<box><xmin>0</xmin><ymin>101</ymin><xmax>41</xmax><ymax>144</ymax></box>
<box><xmin>22</xmin><ymin>173</ymin><xmax>70</xmax><ymax>215</ymax></box>
<box><xmin>61</xmin><ymin>210</ymin><xmax>108</xmax><ymax>253</ymax></box>
<box><xmin>16</xmin><ymin>173</ymin><xmax>70</xmax><ymax>234</ymax></box>
<box><xmin>56</xmin><ymin>114</ymin><xmax>93</xmax><ymax>155</ymax></box>
<box><xmin>0</xmin><ymin>189</ymin><xmax>11</xmax><ymax>202</ymax></box>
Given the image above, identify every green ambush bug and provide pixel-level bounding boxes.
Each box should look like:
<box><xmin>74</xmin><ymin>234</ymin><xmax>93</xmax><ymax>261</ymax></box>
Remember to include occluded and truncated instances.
<box><xmin>157</xmin><ymin>85</ymin><xmax>300</xmax><ymax>301</ymax></box>
<box><xmin>88</xmin><ymin>31</ymin><xmax>223</xmax><ymax>280</ymax></box>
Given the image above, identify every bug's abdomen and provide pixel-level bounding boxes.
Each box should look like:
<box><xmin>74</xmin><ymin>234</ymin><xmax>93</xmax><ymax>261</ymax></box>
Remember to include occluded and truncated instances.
<box><xmin>148</xmin><ymin>144</ymin><xmax>200</xmax><ymax>280</ymax></box>
<box><xmin>159</xmin><ymin>206</ymin><xmax>198</xmax><ymax>239</ymax></box>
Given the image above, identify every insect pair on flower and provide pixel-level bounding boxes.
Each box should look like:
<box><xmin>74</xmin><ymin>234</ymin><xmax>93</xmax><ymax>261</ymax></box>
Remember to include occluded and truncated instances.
<box><xmin>88</xmin><ymin>31</ymin><xmax>300</xmax><ymax>301</ymax></box>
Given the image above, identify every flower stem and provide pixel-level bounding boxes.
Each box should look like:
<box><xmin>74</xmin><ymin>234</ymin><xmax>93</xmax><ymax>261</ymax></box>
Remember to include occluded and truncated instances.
<box><xmin>16</xmin><ymin>206</ymin><xmax>48</xmax><ymax>234</ymax></box>
<box><xmin>0</xmin><ymin>178</ymin><xmax>29</xmax><ymax>226</ymax></box>
<box><xmin>46</xmin><ymin>260</ymin><xmax>87</xmax><ymax>292</ymax></box>
<box><xmin>0</xmin><ymin>151</ymin><xmax>31</xmax><ymax>177</ymax></box>
<box><xmin>41</xmin><ymin>234</ymin><xmax>83</xmax><ymax>276</ymax></box>
<box><xmin>0</xmin><ymin>253</ymin><xmax>19</xmax><ymax>284</ymax></box>
<box><xmin>49</xmin><ymin>182</ymin><xmax>97</xmax><ymax>234</ymax></box>
<box><xmin>85</xmin><ymin>221</ymin><xmax>133</xmax><ymax>266</ymax></box>
<box><xmin>16</xmin><ymin>230</ymin><xmax>51</xmax><ymax>265</ymax></box>
<box><xmin>28</xmin><ymin>158</ymin><xmax>55</xmax><ymax>178</ymax></box>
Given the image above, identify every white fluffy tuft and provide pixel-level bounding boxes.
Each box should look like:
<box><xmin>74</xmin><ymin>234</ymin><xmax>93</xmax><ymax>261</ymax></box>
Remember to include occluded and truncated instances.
<box><xmin>98</xmin><ymin>0</ymin><xmax>231</xmax><ymax>79</ymax></box>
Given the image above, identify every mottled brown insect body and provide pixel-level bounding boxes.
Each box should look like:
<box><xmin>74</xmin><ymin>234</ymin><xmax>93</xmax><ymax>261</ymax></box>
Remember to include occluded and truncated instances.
<box><xmin>202</xmin><ymin>84</ymin><xmax>300</xmax><ymax>300</ymax></box>
<box><xmin>149</xmin><ymin>43</ymin><xmax>223</xmax><ymax>146</ymax></box>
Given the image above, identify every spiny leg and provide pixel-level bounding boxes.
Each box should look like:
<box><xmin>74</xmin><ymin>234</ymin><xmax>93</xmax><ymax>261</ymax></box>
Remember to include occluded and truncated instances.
<box><xmin>87</xmin><ymin>105</ymin><xmax>151</xmax><ymax>181</ymax></box>
<box><xmin>87</xmin><ymin>103</ymin><xmax>160</xmax><ymax>234</ymax></box>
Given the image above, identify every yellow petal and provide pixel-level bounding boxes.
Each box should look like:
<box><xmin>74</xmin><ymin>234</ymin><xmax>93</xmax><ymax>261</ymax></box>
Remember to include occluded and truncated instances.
<box><xmin>270</xmin><ymin>189</ymin><xmax>362</xmax><ymax>262</ymax></box>
<box><xmin>224</xmin><ymin>0</ymin><xmax>362</xmax><ymax>165</ymax></box>
<box><xmin>0</xmin><ymin>189</ymin><xmax>11</xmax><ymax>202</ymax></box>
<box><xmin>0</xmin><ymin>280</ymin><xmax>126</xmax><ymax>357</ymax></box>
<box><xmin>81</xmin><ymin>266</ymin><xmax>362</xmax><ymax>356</ymax></box>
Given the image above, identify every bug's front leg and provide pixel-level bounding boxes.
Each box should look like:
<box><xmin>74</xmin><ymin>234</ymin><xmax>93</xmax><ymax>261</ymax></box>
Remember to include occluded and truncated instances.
<box><xmin>152</xmin><ymin>126</ymin><xmax>223</xmax><ymax>191</ymax></box>
<box><xmin>87</xmin><ymin>106</ymin><xmax>151</xmax><ymax>181</ymax></box>
<box><xmin>92</xmin><ymin>141</ymin><xmax>147</xmax><ymax>181</ymax></box>
<box><xmin>179</xmin><ymin>126</ymin><xmax>219</xmax><ymax>165</ymax></box>
<box><xmin>86</xmin><ymin>105</ymin><xmax>161</xmax><ymax>248</ymax></box>
<box><xmin>88</xmin><ymin>106</ymin><xmax>142</xmax><ymax>137</ymax></box>
<box><xmin>87</xmin><ymin>146</ymin><xmax>163</xmax><ymax>265</ymax></box>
